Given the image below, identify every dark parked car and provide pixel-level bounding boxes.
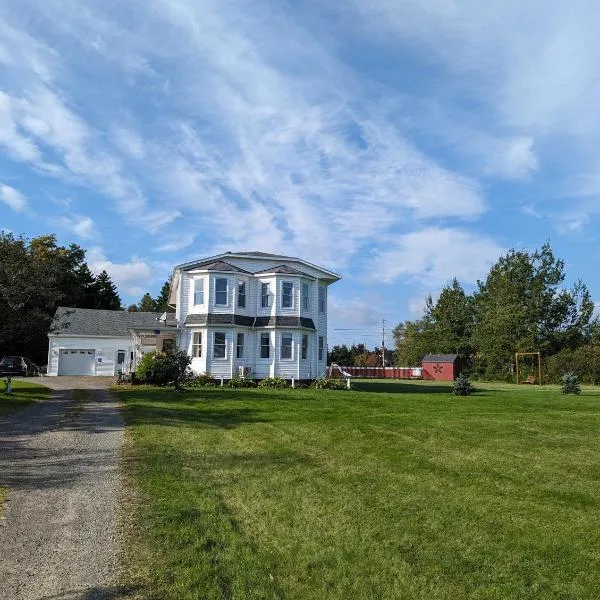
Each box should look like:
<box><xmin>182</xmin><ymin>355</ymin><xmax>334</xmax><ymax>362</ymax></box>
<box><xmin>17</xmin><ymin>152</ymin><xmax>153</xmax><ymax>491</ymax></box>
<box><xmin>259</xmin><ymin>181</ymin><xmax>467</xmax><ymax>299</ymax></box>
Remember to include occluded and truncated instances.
<box><xmin>0</xmin><ymin>356</ymin><xmax>40</xmax><ymax>377</ymax></box>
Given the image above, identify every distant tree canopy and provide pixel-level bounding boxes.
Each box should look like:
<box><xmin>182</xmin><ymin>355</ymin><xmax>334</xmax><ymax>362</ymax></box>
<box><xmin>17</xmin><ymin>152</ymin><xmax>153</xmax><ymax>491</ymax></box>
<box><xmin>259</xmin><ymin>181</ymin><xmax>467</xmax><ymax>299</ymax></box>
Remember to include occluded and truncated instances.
<box><xmin>328</xmin><ymin>343</ymin><xmax>393</xmax><ymax>367</ymax></box>
<box><xmin>0</xmin><ymin>233</ymin><xmax>122</xmax><ymax>364</ymax></box>
<box><xmin>393</xmin><ymin>243</ymin><xmax>597</xmax><ymax>380</ymax></box>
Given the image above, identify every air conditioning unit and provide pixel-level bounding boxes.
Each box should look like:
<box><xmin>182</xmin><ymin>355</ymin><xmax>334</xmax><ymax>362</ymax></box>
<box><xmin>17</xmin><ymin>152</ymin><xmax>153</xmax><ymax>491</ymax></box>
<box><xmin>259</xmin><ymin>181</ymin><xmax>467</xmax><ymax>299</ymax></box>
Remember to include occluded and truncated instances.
<box><xmin>238</xmin><ymin>366</ymin><xmax>252</xmax><ymax>378</ymax></box>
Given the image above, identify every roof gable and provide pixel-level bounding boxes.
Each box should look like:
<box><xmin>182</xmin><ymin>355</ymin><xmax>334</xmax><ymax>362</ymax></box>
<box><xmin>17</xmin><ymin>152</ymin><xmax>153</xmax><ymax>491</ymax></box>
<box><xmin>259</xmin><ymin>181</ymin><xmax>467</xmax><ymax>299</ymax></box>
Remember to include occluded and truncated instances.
<box><xmin>253</xmin><ymin>264</ymin><xmax>313</xmax><ymax>277</ymax></box>
<box><xmin>198</xmin><ymin>260</ymin><xmax>251</xmax><ymax>273</ymax></box>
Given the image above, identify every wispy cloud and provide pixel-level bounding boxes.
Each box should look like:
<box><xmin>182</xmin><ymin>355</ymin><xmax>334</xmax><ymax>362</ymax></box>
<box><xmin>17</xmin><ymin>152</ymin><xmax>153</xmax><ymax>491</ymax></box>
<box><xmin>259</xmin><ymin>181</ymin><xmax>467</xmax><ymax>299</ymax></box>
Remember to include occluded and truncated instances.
<box><xmin>0</xmin><ymin>0</ymin><xmax>491</xmax><ymax>272</ymax></box>
<box><xmin>0</xmin><ymin>182</ymin><xmax>27</xmax><ymax>212</ymax></box>
<box><xmin>55</xmin><ymin>214</ymin><xmax>98</xmax><ymax>240</ymax></box>
<box><xmin>368</xmin><ymin>227</ymin><xmax>505</xmax><ymax>287</ymax></box>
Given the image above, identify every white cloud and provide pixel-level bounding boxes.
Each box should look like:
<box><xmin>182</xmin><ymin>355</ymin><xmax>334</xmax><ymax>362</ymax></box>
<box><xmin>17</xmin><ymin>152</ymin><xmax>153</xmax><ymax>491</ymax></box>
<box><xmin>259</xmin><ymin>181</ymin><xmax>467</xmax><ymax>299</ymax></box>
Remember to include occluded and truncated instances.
<box><xmin>56</xmin><ymin>215</ymin><xmax>98</xmax><ymax>240</ymax></box>
<box><xmin>368</xmin><ymin>228</ymin><xmax>505</xmax><ymax>286</ymax></box>
<box><xmin>0</xmin><ymin>183</ymin><xmax>27</xmax><ymax>212</ymax></box>
<box><xmin>87</xmin><ymin>247</ymin><xmax>154</xmax><ymax>295</ymax></box>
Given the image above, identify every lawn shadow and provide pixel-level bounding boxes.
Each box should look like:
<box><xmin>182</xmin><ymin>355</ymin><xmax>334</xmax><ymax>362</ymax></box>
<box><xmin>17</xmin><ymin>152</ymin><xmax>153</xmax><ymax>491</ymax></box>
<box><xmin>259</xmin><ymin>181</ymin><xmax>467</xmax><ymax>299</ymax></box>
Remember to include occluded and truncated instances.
<box><xmin>353</xmin><ymin>380</ymin><xmax>452</xmax><ymax>394</ymax></box>
<box><xmin>125</xmin><ymin>402</ymin><xmax>271</xmax><ymax>429</ymax></box>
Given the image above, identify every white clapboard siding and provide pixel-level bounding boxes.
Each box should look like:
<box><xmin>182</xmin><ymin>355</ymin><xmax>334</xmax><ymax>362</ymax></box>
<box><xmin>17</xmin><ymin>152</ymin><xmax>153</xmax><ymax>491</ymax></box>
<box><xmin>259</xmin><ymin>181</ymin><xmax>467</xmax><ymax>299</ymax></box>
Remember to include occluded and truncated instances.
<box><xmin>47</xmin><ymin>336</ymin><xmax>134</xmax><ymax>376</ymax></box>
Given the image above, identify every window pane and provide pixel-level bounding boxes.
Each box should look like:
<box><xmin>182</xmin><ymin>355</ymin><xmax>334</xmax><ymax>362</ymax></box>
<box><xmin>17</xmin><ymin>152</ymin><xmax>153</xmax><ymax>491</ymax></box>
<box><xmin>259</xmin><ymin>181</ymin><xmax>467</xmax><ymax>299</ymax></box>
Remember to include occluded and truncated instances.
<box><xmin>302</xmin><ymin>283</ymin><xmax>309</xmax><ymax>310</ymax></box>
<box><xmin>194</xmin><ymin>279</ymin><xmax>204</xmax><ymax>305</ymax></box>
<box><xmin>319</xmin><ymin>287</ymin><xmax>325</xmax><ymax>312</ymax></box>
<box><xmin>301</xmin><ymin>335</ymin><xmax>308</xmax><ymax>360</ymax></box>
<box><xmin>236</xmin><ymin>332</ymin><xmax>244</xmax><ymax>358</ymax></box>
<box><xmin>318</xmin><ymin>336</ymin><xmax>324</xmax><ymax>360</ymax></box>
<box><xmin>282</xmin><ymin>282</ymin><xmax>293</xmax><ymax>308</ymax></box>
<box><xmin>214</xmin><ymin>332</ymin><xmax>226</xmax><ymax>358</ymax></box>
<box><xmin>238</xmin><ymin>282</ymin><xmax>246</xmax><ymax>308</ymax></box>
<box><xmin>215</xmin><ymin>278</ymin><xmax>228</xmax><ymax>305</ymax></box>
<box><xmin>260</xmin><ymin>333</ymin><xmax>270</xmax><ymax>359</ymax></box>
<box><xmin>192</xmin><ymin>332</ymin><xmax>202</xmax><ymax>357</ymax></box>
<box><xmin>261</xmin><ymin>283</ymin><xmax>270</xmax><ymax>308</ymax></box>
<box><xmin>281</xmin><ymin>334</ymin><xmax>292</xmax><ymax>359</ymax></box>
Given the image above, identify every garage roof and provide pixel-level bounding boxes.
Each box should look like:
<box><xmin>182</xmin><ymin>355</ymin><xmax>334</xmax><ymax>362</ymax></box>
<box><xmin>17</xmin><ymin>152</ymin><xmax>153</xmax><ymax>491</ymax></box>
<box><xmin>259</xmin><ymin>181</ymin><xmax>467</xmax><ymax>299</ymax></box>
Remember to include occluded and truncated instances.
<box><xmin>50</xmin><ymin>307</ymin><xmax>172</xmax><ymax>337</ymax></box>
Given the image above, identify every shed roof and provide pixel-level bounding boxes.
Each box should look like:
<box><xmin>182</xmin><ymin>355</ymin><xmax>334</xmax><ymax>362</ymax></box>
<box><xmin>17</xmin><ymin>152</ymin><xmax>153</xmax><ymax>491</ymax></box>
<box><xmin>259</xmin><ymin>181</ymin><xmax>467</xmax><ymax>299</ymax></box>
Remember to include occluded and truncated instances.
<box><xmin>49</xmin><ymin>307</ymin><xmax>173</xmax><ymax>338</ymax></box>
<box><xmin>422</xmin><ymin>354</ymin><xmax>459</xmax><ymax>363</ymax></box>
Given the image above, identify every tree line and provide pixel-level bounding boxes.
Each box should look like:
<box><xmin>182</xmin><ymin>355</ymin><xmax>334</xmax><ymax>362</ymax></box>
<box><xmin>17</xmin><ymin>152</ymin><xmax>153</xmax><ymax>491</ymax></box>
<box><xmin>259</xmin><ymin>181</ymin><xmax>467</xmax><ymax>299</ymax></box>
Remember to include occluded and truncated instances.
<box><xmin>328</xmin><ymin>343</ymin><xmax>394</xmax><ymax>367</ymax></box>
<box><xmin>393</xmin><ymin>243</ymin><xmax>599</xmax><ymax>382</ymax></box>
<box><xmin>0</xmin><ymin>232</ymin><xmax>172</xmax><ymax>365</ymax></box>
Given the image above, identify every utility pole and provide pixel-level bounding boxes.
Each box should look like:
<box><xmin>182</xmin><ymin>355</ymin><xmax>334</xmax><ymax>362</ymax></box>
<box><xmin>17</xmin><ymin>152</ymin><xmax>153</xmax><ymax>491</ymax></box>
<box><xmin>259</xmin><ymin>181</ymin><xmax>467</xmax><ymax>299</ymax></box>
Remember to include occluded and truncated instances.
<box><xmin>381</xmin><ymin>319</ymin><xmax>386</xmax><ymax>367</ymax></box>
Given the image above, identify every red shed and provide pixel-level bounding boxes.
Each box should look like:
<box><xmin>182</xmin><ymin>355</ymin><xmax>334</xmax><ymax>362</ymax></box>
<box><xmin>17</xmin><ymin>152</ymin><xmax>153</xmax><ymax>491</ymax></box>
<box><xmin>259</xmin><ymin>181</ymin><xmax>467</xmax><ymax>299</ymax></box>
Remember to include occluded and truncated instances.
<box><xmin>421</xmin><ymin>354</ymin><xmax>459</xmax><ymax>381</ymax></box>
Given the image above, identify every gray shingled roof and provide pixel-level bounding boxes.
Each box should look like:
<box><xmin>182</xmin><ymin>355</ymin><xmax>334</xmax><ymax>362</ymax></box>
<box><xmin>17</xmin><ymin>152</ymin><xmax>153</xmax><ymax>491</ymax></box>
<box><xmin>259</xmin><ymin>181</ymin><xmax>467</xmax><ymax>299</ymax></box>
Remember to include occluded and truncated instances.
<box><xmin>201</xmin><ymin>260</ymin><xmax>252</xmax><ymax>273</ymax></box>
<box><xmin>50</xmin><ymin>307</ymin><xmax>174</xmax><ymax>337</ymax></box>
<box><xmin>422</xmin><ymin>354</ymin><xmax>459</xmax><ymax>363</ymax></box>
<box><xmin>253</xmin><ymin>264</ymin><xmax>313</xmax><ymax>277</ymax></box>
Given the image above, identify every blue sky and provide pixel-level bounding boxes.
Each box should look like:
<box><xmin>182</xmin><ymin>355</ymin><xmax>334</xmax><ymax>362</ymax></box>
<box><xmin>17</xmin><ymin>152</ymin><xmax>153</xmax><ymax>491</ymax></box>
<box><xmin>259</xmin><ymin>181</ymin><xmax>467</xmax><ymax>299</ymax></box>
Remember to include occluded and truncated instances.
<box><xmin>1</xmin><ymin>1</ymin><xmax>599</xmax><ymax>347</ymax></box>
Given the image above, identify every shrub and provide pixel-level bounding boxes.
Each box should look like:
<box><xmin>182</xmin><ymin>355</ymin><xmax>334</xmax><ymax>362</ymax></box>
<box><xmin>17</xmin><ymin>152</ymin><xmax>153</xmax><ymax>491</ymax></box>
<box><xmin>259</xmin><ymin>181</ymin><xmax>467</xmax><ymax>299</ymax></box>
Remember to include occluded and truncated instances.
<box><xmin>228</xmin><ymin>377</ymin><xmax>258</xmax><ymax>388</ymax></box>
<box><xmin>185</xmin><ymin>372</ymin><xmax>219</xmax><ymax>388</ymax></box>
<box><xmin>136</xmin><ymin>350</ymin><xmax>191</xmax><ymax>388</ymax></box>
<box><xmin>561</xmin><ymin>372</ymin><xmax>581</xmax><ymax>395</ymax></box>
<box><xmin>546</xmin><ymin>345</ymin><xmax>600</xmax><ymax>385</ymax></box>
<box><xmin>258</xmin><ymin>377</ymin><xmax>288</xmax><ymax>389</ymax></box>
<box><xmin>311</xmin><ymin>378</ymin><xmax>351</xmax><ymax>390</ymax></box>
<box><xmin>452</xmin><ymin>373</ymin><xmax>474</xmax><ymax>396</ymax></box>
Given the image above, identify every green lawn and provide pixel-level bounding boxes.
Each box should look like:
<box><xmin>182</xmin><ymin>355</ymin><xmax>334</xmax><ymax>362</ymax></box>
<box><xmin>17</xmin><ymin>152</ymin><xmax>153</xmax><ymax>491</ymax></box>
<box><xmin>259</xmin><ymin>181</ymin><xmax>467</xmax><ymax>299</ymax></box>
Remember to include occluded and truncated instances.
<box><xmin>117</xmin><ymin>381</ymin><xmax>600</xmax><ymax>599</ymax></box>
<box><xmin>0</xmin><ymin>379</ymin><xmax>50</xmax><ymax>415</ymax></box>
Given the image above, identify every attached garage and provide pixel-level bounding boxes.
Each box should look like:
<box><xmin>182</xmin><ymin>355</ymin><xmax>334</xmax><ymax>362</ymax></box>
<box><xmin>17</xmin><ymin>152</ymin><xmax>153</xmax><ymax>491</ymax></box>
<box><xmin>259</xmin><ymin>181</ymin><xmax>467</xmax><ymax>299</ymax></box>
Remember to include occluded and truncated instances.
<box><xmin>58</xmin><ymin>349</ymin><xmax>96</xmax><ymax>376</ymax></box>
<box><xmin>47</xmin><ymin>307</ymin><xmax>177</xmax><ymax>377</ymax></box>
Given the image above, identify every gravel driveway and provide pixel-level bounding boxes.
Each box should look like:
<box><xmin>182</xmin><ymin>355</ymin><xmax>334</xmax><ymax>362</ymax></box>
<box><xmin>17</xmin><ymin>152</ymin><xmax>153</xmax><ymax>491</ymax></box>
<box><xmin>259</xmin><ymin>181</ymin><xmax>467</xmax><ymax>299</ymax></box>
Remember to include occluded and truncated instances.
<box><xmin>0</xmin><ymin>377</ymin><xmax>123</xmax><ymax>599</ymax></box>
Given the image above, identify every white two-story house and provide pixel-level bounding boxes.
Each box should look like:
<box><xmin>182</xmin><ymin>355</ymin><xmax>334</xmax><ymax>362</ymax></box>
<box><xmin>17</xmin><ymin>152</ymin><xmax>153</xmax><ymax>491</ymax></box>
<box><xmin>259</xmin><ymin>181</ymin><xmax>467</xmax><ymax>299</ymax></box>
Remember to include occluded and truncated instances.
<box><xmin>169</xmin><ymin>251</ymin><xmax>341</xmax><ymax>381</ymax></box>
<box><xmin>46</xmin><ymin>251</ymin><xmax>340</xmax><ymax>379</ymax></box>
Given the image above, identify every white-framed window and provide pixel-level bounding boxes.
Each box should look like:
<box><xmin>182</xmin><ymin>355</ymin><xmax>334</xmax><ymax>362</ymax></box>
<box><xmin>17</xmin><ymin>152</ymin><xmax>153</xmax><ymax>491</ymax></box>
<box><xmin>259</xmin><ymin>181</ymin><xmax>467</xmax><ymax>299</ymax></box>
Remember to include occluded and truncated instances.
<box><xmin>237</xmin><ymin>281</ymin><xmax>246</xmax><ymax>308</ymax></box>
<box><xmin>282</xmin><ymin>281</ymin><xmax>294</xmax><ymax>308</ymax></box>
<box><xmin>261</xmin><ymin>283</ymin><xmax>270</xmax><ymax>308</ymax></box>
<box><xmin>302</xmin><ymin>283</ymin><xmax>310</xmax><ymax>311</ymax></box>
<box><xmin>301</xmin><ymin>334</ymin><xmax>308</xmax><ymax>360</ymax></box>
<box><xmin>318</xmin><ymin>336</ymin><xmax>324</xmax><ymax>361</ymax></box>
<box><xmin>319</xmin><ymin>287</ymin><xmax>325</xmax><ymax>313</ymax></box>
<box><xmin>281</xmin><ymin>333</ymin><xmax>293</xmax><ymax>360</ymax></box>
<box><xmin>260</xmin><ymin>333</ymin><xmax>270</xmax><ymax>359</ymax></box>
<box><xmin>194</xmin><ymin>278</ymin><xmax>205</xmax><ymax>305</ymax></box>
<box><xmin>117</xmin><ymin>350</ymin><xmax>126</xmax><ymax>366</ymax></box>
<box><xmin>236</xmin><ymin>332</ymin><xmax>244</xmax><ymax>359</ymax></box>
<box><xmin>215</xmin><ymin>278</ymin><xmax>228</xmax><ymax>306</ymax></box>
<box><xmin>192</xmin><ymin>332</ymin><xmax>202</xmax><ymax>358</ymax></box>
<box><xmin>213</xmin><ymin>331</ymin><xmax>226</xmax><ymax>359</ymax></box>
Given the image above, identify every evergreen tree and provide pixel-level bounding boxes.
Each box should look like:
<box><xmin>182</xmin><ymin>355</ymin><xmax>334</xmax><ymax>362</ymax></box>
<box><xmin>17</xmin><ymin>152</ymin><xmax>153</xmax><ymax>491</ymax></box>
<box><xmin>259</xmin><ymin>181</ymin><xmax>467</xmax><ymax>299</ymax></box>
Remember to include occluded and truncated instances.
<box><xmin>154</xmin><ymin>279</ymin><xmax>172</xmax><ymax>313</ymax></box>
<box><xmin>138</xmin><ymin>292</ymin><xmax>157</xmax><ymax>312</ymax></box>
<box><xmin>127</xmin><ymin>304</ymin><xmax>139</xmax><ymax>312</ymax></box>
<box><xmin>427</xmin><ymin>279</ymin><xmax>474</xmax><ymax>356</ymax></box>
<box><xmin>92</xmin><ymin>270</ymin><xmax>122</xmax><ymax>310</ymax></box>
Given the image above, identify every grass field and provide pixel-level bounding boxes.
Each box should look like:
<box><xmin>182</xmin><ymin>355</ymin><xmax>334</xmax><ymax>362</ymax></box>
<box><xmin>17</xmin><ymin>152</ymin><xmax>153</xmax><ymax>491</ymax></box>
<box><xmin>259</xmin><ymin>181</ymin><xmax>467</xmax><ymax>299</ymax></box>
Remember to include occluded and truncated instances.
<box><xmin>0</xmin><ymin>379</ymin><xmax>50</xmax><ymax>415</ymax></box>
<box><xmin>117</xmin><ymin>380</ymin><xmax>600</xmax><ymax>599</ymax></box>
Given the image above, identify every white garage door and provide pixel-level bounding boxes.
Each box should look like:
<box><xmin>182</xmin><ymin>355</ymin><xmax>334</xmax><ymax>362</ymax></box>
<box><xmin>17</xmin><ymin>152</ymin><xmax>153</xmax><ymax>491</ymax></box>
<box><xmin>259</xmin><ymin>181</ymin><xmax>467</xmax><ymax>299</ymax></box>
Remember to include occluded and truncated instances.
<box><xmin>58</xmin><ymin>349</ymin><xmax>96</xmax><ymax>376</ymax></box>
